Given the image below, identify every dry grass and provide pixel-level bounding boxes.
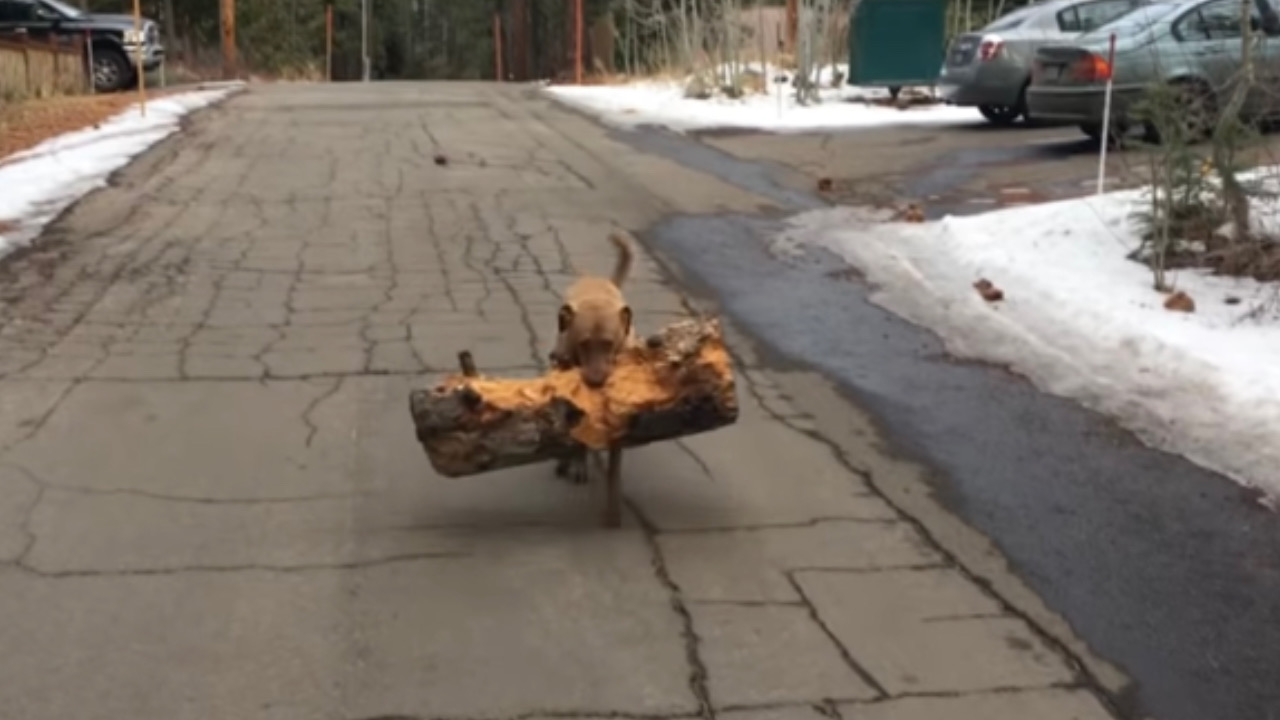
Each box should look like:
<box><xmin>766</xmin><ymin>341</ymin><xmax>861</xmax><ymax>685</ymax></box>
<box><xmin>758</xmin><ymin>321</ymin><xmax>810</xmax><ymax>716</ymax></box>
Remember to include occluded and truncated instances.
<box><xmin>0</xmin><ymin>91</ymin><xmax>175</xmax><ymax>161</ymax></box>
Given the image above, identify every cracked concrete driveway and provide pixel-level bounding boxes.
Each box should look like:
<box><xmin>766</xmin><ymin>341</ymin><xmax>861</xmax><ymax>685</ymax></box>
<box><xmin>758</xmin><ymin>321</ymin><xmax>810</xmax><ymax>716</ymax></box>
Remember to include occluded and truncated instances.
<box><xmin>0</xmin><ymin>83</ymin><xmax>1116</xmax><ymax>720</ymax></box>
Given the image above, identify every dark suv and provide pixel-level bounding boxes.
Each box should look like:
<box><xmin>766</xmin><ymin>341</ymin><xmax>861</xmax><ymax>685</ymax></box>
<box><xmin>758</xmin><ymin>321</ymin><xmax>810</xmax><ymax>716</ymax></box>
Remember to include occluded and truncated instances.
<box><xmin>0</xmin><ymin>0</ymin><xmax>164</xmax><ymax>93</ymax></box>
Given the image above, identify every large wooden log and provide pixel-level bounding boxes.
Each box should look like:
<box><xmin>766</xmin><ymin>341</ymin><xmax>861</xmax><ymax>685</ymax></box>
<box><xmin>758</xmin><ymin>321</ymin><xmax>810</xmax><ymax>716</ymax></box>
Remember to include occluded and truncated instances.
<box><xmin>409</xmin><ymin>317</ymin><xmax>738</xmax><ymax>478</ymax></box>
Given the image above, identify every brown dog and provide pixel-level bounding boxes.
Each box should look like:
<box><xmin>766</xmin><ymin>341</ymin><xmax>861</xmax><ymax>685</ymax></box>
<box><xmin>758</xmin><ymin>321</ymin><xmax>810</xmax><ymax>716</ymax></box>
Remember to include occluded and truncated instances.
<box><xmin>551</xmin><ymin>231</ymin><xmax>635</xmax><ymax>490</ymax></box>
<box><xmin>549</xmin><ymin>231</ymin><xmax>635</xmax><ymax>386</ymax></box>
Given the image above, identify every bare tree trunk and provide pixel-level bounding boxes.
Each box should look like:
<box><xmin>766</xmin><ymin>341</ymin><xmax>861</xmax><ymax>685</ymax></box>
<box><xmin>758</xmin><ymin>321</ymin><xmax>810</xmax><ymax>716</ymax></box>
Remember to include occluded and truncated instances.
<box><xmin>1212</xmin><ymin>0</ymin><xmax>1256</xmax><ymax>241</ymax></box>
<box><xmin>161</xmin><ymin>0</ymin><xmax>179</xmax><ymax>61</ymax></box>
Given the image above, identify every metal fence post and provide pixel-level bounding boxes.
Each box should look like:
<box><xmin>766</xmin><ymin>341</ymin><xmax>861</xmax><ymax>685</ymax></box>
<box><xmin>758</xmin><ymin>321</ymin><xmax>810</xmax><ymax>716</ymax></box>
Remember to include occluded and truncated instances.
<box><xmin>85</xmin><ymin>30</ymin><xmax>95</xmax><ymax>94</ymax></box>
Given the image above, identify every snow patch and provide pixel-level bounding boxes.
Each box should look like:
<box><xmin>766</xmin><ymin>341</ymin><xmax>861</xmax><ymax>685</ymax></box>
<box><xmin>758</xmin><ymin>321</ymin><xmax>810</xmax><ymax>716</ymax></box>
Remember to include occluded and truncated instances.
<box><xmin>543</xmin><ymin>66</ymin><xmax>979</xmax><ymax>133</ymax></box>
<box><xmin>0</xmin><ymin>83</ymin><xmax>245</xmax><ymax>260</ymax></box>
<box><xmin>785</xmin><ymin>193</ymin><xmax>1280</xmax><ymax>504</ymax></box>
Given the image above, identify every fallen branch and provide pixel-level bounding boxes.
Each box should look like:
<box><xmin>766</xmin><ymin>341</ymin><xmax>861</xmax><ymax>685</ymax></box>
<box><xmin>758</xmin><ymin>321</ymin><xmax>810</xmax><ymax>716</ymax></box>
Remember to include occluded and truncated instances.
<box><xmin>409</xmin><ymin>317</ymin><xmax>739</xmax><ymax>478</ymax></box>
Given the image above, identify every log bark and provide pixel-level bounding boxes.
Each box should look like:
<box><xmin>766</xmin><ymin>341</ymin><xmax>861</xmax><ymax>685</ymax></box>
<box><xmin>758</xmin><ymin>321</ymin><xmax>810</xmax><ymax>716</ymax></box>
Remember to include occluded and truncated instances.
<box><xmin>409</xmin><ymin>317</ymin><xmax>739</xmax><ymax>478</ymax></box>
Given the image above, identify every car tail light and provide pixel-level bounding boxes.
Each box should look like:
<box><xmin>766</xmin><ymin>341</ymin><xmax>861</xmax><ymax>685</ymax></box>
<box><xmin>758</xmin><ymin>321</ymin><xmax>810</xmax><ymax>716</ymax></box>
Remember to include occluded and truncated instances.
<box><xmin>978</xmin><ymin>35</ymin><xmax>1004</xmax><ymax>61</ymax></box>
<box><xmin>1068</xmin><ymin>53</ymin><xmax>1112</xmax><ymax>82</ymax></box>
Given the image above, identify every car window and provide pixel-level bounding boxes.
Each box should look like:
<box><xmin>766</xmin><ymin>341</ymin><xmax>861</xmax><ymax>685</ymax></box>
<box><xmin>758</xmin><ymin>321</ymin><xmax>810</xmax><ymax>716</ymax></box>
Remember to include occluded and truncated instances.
<box><xmin>1082</xmin><ymin>2</ymin><xmax>1180</xmax><ymax>36</ymax></box>
<box><xmin>1176</xmin><ymin>0</ymin><xmax>1251</xmax><ymax>39</ymax></box>
<box><xmin>0</xmin><ymin>0</ymin><xmax>37</xmax><ymax>23</ymax></box>
<box><xmin>1059</xmin><ymin>0</ymin><xmax>1138</xmax><ymax>32</ymax></box>
<box><xmin>986</xmin><ymin>9</ymin><xmax>1035</xmax><ymax>31</ymax></box>
<box><xmin>40</xmin><ymin>0</ymin><xmax>82</xmax><ymax>18</ymax></box>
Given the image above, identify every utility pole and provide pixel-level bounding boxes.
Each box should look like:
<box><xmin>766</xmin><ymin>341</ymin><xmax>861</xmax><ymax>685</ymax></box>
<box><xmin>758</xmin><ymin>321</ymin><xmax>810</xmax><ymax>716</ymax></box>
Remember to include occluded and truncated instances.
<box><xmin>325</xmin><ymin>3</ymin><xmax>333</xmax><ymax>81</ymax></box>
<box><xmin>220</xmin><ymin>0</ymin><xmax>237</xmax><ymax>79</ymax></box>
<box><xmin>785</xmin><ymin>0</ymin><xmax>798</xmax><ymax>53</ymax></box>
<box><xmin>493</xmin><ymin>11</ymin><xmax>504</xmax><ymax>81</ymax></box>
<box><xmin>574</xmin><ymin>0</ymin><xmax>583</xmax><ymax>84</ymax></box>
<box><xmin>361</xmin><ymin>0</ymin><xmax>370</xmax><ymax>81</ymax></box>
<box><xmin>132</xmin><ymin>0</ymin><xmax>146</xmax><ymax>116</ymax></box>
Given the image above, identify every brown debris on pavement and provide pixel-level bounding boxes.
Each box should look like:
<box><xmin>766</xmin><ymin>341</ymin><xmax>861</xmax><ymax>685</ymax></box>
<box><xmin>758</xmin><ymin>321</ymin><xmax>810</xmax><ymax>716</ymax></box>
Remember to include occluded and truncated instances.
<box><xmin>974</xmin><ymin>278</ymin><xmax>1004</xmax><ymax>302</ymax></box>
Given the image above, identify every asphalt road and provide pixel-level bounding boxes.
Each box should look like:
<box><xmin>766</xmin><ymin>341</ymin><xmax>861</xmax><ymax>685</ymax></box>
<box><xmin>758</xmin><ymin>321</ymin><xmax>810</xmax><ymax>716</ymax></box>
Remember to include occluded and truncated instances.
<box><xmin>0</xmin><ymin>83</ymin><xmax>1117</xmax><ymax>720</ymax></box>
<box><xmin>625</xmin><ymin>115</ymin><xmax>1280</xmax><ymax>720</ymax></box>
<box><xmin>0</xmin><ymin>82</ymin><xmax>1274</xmax><ymax>720</ymax></box>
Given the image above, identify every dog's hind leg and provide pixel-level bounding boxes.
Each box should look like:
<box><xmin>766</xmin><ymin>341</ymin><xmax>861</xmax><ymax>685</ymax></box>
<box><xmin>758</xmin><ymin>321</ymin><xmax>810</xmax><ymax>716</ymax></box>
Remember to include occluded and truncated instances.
<box><xmin>602</xmin><ymin>446</ymin><xmax>623</xmax><ymax>528</ymax></box>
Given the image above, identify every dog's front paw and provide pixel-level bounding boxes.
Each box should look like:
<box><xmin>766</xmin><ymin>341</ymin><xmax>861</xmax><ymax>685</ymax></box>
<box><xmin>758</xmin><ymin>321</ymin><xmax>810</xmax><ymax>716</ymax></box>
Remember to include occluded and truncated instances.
<box><xmin>554</xmin><ymin>456</ymin><xmax>589</xmax><ymax>485</ymax></box>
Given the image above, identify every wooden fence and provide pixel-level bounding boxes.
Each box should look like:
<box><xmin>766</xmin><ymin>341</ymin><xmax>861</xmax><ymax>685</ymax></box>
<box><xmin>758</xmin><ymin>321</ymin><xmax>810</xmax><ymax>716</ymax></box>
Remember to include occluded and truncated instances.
<box><xmin>0</xmin><ymin>36</ymin><xmax>88</xmax><ymax>102</ymax></box>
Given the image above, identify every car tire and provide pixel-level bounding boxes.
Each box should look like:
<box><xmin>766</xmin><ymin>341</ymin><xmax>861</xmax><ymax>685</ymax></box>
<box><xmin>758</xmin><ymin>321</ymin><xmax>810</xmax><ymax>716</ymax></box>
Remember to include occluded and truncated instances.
<box><xmin>978</xmin><ymin>85</ymin><xmax>1029</xmax><ymax>126</ymax></box>
<box><xmin>1081</xmin><ymin>121</ymin><xmax>1129</xmax><ymax>146</ymax></box>
<box><xmin>91</xmin><ymin>46</ymin><xmax>132</xmax><ymax>93</ymax></box>
<box><xmin>1176</xmin><ymin>79</ymin><xmax>1217</xmax><ymax>140</ymax></box>
<box><xmin>1145</xmin><ymin>79</ymin><xmax>1216</xmax><ymax>143</ymax></box>
<box><xmin>979</xmin><ymin>103</ymin><xmax>1022</xmax><ymax>125</ymax></box>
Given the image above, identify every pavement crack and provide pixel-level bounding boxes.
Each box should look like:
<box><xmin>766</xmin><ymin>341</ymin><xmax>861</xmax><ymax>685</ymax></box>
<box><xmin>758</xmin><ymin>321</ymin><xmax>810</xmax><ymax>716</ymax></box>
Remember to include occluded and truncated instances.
<box><xmin>424</xmin><ymin>197</ymin><xmax>459</xmax><ymax>313</ymax></box>
<box><xmin>718</xmin><ymin>335</ymin><xmax>1123</xmax><ymax>714</ymax></box>
<box><xmin>626</xmin><ymin>498</ymin><xmax>715</xmax><ymax>720</ymax></box>
<box><xmin>0</xmin><ymin>378</ymin><xmax>78</xmax><ymax>452</ymax></box>
<box><xmin>16</xmin><ymin>550</ymin><xmax>469</xmax><ymax>579</ymax></box>
<box><xmin>688</xmin><ymin>599</ymin><xmax>806</xmax><ymax>608</ymax></box>
<box><xmin>842</xmin><ymin>682</ymin><xmax>1092</xmax><ymax>704</ymax></box>
<box><xmin>658</xmin><ymin>517</ymin><xmax>899</xmax><ymax>535</ymax></box>
<box><xmin>919</xmin><ymin>611</ymin><xmax>1011</xmax><ymax>623</ymax></box>
<box><xmin>674</xmin><ymin>440</ymin><xmax>715</xmax><ymax>481</ymax></box>
<box><xmin>473</xmin><ymin>205</ymin><xmax>549</xmax><ymax>369</ymax></box>
<box><xmin>636</xmin><ymin>238</ymin><xmax>1130</xmax><ymax>713</ymax></box>
<box><xmin>0</xmin><ymin>461</ymin><xmax>365</xmax><ymax>505</ymax></box>
<box><xmin>813</xmin><ymin>700</ymin><xmax>843</xmax><ymax>720</ymax></box>
<box><xmin>789</xmin><ymin>563</ymin><xmax>949</xmax><ymax>575</ymax></box>
<box><xmin>784</xmin><ymin>570</ymin><xmax>890</xmax><ymax>699</ymax></box>
<box><xmin>349</xmin><ymin>711</ymin><xmax>700</xmax><ymax>720</ymax></box>
<box><xmin>460</xmin><ymin>202</ymin><xmax>496</xmax><ymax>320</ymax></box>
<box><xmin>299</xmin><ymin>375</ymin><xmax>345</xmax><ymax>448</ymax></box>
<box><xmin>14</xmin><ymin>482</ymin><xmax>45</xmax><ymax>566</ymax></box>
<box><xmin>716</xmin><ymin>701</ymin><xmax>860</xmax><ymax>715</ymax></box>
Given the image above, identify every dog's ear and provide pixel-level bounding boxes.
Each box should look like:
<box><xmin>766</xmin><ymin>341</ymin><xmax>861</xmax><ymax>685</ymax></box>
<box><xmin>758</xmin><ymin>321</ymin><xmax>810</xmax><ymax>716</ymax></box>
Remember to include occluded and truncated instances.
<box><xmin>619</xmin><ymin>305</ymin><xmax>633</xmax><ymax>336</ymax></box>
<box><xmin>558</xmin><ymin>304</ymin><xmax>575</xmax><ymax>333</ymax></box>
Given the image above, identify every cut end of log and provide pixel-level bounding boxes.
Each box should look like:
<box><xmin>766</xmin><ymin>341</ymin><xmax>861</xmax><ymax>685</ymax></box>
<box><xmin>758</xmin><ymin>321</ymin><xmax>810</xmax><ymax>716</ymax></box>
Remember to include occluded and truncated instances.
<box><xmin>408</xmin><ymin>317</ymin><xmax>739</xmax><ymax>478</ymax></box>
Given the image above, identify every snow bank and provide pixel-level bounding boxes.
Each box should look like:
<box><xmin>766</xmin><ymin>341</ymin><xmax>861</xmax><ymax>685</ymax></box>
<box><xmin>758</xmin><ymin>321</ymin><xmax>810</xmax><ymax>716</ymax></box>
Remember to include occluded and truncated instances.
<box><xmin>0</xmin><ymin>83</ymin><xmax>245</xmax><ymax>260</ymax></box>
<box><xmin>543</xmin><ymin>66</ymin><xmax>978</xmax><ymax>133</ymax></box>
<box><xmin>784</xmin><ymin>194</ymin><xmax>1280</xmax><ymax>505</ymax></box>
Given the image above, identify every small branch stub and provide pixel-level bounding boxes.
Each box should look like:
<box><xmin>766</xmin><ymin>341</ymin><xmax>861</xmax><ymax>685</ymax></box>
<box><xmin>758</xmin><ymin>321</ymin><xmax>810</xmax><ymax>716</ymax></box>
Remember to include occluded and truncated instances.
<box><xmin>408</xmin><ymin>318</ymin><xmax>739</xmax><ymax>478</ymax></box>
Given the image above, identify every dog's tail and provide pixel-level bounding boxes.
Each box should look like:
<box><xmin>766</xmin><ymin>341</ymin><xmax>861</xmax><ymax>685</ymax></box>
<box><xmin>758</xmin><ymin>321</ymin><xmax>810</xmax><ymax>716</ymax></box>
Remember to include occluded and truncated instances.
<box><xmin>609</xmin><ymin>231</ymin><xmax>635</xmax><ymax>288</ymax></box>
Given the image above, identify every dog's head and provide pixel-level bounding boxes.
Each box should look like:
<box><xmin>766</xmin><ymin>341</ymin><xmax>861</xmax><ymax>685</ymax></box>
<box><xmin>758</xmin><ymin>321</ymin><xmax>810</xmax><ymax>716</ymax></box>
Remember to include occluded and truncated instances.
<box><xmin>558</xmin><ymin>301</ymin><xmax>632</xmax><ymax>389</ymax></box>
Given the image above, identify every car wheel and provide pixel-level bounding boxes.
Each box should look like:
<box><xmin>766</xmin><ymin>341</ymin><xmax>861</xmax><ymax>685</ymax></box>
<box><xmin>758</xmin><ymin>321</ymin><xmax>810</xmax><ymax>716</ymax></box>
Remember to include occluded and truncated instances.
<box><xmin>979</xmin><ymin>103</ymin><xmax>1022</xmax><ymax>126</ymax></box>
<box><xmin>1154</xmin><ymin>79</ymin><xmax>1216</xmax><ymax>142</ymax></box>
<box><xmin>91</xmin><ymin>47</ymin><xmax>132</xmax><ymax>93</ymax></box>
<box><xmin>1081</xmin><ymin>121</ymin><xmax>1130</xmax><ymax>146</ymax></box>
<box><xmin>978</xmin><ymin>86</ymin><xmax>1028</xmax><ymax>126</ymax></box>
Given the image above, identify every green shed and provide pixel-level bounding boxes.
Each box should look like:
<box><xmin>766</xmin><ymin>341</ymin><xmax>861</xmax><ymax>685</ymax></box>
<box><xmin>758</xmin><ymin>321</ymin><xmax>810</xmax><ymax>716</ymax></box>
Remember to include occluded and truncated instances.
<box><xmin>847</xmin><ymin>0</ymin><xmax>948</xmax><ymax>97</ymax></box>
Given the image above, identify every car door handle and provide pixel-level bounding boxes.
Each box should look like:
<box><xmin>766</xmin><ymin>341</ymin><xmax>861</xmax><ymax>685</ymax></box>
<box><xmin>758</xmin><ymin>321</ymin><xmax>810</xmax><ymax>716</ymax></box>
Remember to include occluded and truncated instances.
<box><xmin>1193</xmin><ymin>45</ymin><xmax>1224</xmax><ymax>55</ymax></box>
<box><xmin>12</xmin><ymin>27</ymin><xmax>28</xmax><ymax>34</ymax></box>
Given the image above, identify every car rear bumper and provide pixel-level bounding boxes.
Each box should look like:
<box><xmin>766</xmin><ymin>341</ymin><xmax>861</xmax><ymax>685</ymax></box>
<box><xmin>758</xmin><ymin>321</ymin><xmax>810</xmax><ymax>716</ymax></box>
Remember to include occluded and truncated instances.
<box><xmin>937</xmin><ymin>63</ymin><xmax>1028</xmax><ymax>107</ymax></box>
<box><xmin>1026</xmin><ymin>84</ymin><xmax>1147</xmax><ymax>125</ymax></box>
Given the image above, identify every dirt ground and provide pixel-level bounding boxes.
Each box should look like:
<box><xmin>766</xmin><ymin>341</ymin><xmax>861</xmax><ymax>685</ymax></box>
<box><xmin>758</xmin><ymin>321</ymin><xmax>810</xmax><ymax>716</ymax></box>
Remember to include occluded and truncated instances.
<box><xmin>0</xmin><ymin>90</ymin><xmax>172</xmax><ymax>161</ymax></box>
